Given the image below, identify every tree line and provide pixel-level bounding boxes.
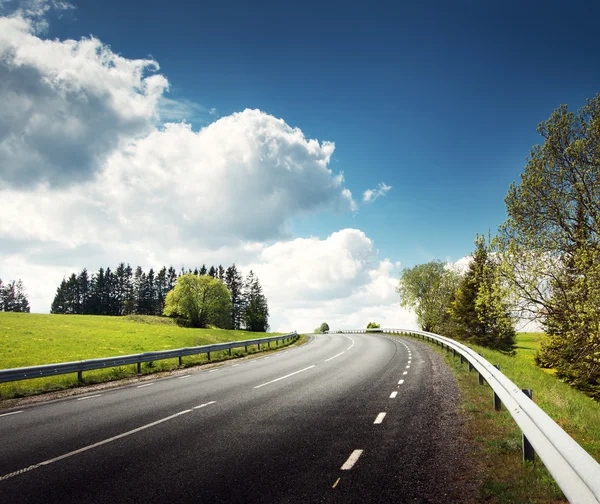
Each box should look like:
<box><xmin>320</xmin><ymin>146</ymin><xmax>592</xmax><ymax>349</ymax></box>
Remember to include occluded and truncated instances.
<box><xmin>0</xmin><ymin>278</ymin><xmax>30</xmax><ymax>313</ymax></box>
<box><xmin>51</xmin><ymin>263</ymin><xmax>269</xmax><ymax>331</ymax></box>
<box><xmin>399</xmin><ymin>93</ymin><xmax>600</xmax><ymax>400</ymax></box>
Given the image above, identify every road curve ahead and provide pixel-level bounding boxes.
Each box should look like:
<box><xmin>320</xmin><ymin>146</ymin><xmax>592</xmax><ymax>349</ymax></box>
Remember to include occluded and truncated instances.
<box><xmin>0</xmin><ymin>333</ymin><xmax>473</xmax><ymax>503</ymax></box>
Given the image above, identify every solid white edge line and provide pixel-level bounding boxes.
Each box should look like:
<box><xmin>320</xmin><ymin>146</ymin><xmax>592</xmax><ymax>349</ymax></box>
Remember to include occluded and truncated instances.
<box><xmin>76</xmin><ymin>394</ymin><xmax>102</xmax><ymax>401</ymax></box>
<box><xmin>178</xmin><ymin>375</ymin><xmax>192</xmax><ymax>379</ymax></box>
<box><xmin>374</xmin><ymin>412</ymin><xmax>387</xmax><ymax>424</ymax></box>
<box><xmin>324</xmin><ymin>351</ymin><xmax>345</xmax><ymax>362</ymax></box>
<box><xmin>137</xmin><ymin>383</ymin><xmax>154</xmax><ymax>388</ymax></box>
<box><xmin>253</xmin><ymin>365</ymin><xmax>316</xmax><ymax>389</ymax></box>
<box><xmin>231</xmin><ymin>364</ymin><xmax>240</xmax><ymax>367</ymax></box>
<box><xmin>0</xmin><ymin>407</ymin><xmax>202</xmax><ymax>482</ymax></box>
<box><xmin>0</xmin><ymin>410</ymin><xmax>23</xmax><ymax>418</ymax></box>
<box><xmin>390</xmin><ymin>391</ymin><xmax>398</xmax><ymax>398</ymax></box>
<box><xmin>341</xmin><ymin>449</ymin><xmax>363</xmax><ymax>470</ymax></box>
<box><xmin>192</xmin><ymin>401</ymin><xmax>217</xmax><ymax>410</ymax></box>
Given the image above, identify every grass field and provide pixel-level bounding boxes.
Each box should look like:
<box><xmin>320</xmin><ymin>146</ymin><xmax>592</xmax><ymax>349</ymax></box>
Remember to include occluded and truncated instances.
<box><xmin>0</xmin><ymin>312</ymin><xmax>291</xmax><ymax>399</ymax></box>
<box><xmin>401</xmin><ymin>332</ymin><xmax>600</xmax><ymax>503</ymax></box>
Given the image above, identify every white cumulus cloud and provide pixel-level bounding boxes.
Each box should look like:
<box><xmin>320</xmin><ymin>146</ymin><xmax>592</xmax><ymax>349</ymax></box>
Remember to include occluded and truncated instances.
<box><xmin>362</xmin><ymin>182</ymin><xmax>391</xmax><ymax>203</ymax></box>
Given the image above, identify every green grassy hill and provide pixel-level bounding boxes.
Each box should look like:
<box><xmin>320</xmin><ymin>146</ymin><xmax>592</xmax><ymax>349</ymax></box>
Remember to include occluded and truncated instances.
<box><xmin>0</xmin><ymin>313</ymin><xmax>288</xmax><ymax>399</ymax></box>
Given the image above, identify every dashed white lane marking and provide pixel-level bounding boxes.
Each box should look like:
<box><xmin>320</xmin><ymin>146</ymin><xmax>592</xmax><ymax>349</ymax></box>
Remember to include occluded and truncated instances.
<box><xmin>231</xmin><ymin>364</ymin><xmax>240</xmax><ymax>367</ymax></box>
<box><xmin>178</xmin><ymin>375</ymin><xmax>192</xmax><ymax>379</ymax></box>
<box><xmin>253</xmin><ymin>365</ymin><xmax>316</xmax><ymax>389</ymax></box>
<box><xmin>0</xmin><ymin>402</ymin><xmax>215</xmax><ymax>482</ymax></box>
<box><xmin>406</xmin><ymin>365</ymin><xmax>410</xmax><ymax>369</ymax></box>
<box><xmin>402</xmin><ymin>371</ymin><xmax>408</xmax><ymax>375</ymax></box>
<box><xmin>390</xmin><ymin>391</ymin><xmax>398</xmax><ymax>398</ymax></box>
<box><xmin>76</xmin><ymin>394</ymin><xmax>102</xmax><ymax>401</ymax></box>
<box><xmin>263</xmin><ymin>357</ymin><xmax>270</xmax><ymax>360</ymax></box>
<box><xmin>374</xmin><ymin>412</ymin><xmax>387</xmax><ymax>424</ymax></box>
<box><xmin>341</xmin><ymin>449</ymin><xmax>363</xmax><ymax>470</ymax></box>
<box><xmin>325</xmin><ymin>351</ymin><xmax>345</xmax><ymax>362</ymax></box>
<box><xmin>137</xmin><ymin>383</ymin><xmax>154</xmax><ymax>388</ymax></box>
<box><xmin>398</xmin><ymin>379</ymin><xmax>404</xmax><ymax>385</ymax></box>
<box><xmin>208</xmin><ymin>369</ymin><xmax>219</xmax><ymax>373</ymax></box>
<box><xmin>0</xmin><ymin>410</ymin><xmax>23</xmax><ymax>418</ymax></box>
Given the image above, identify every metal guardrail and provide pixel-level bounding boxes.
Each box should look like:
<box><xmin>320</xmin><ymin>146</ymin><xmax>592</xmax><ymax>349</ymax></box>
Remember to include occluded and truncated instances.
<box><xmin>336</xmin><ymin>328</ymin><xmax>600</xmax><ymax>504</ymax></box>
<box><xmin>0</xmin><ymin>332</ymin><xmax>298</xmax><ymax>384</ymax></box>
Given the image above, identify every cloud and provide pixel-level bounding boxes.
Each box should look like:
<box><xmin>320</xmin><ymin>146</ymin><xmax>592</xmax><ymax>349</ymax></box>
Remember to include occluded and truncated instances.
<box><xmin>244</xmin><ymin>229</ymin><xmax>418</xmax><ymax>331</ymax></box>
<box><xmin>362</xmin><ymin>182</ymin><xmax>391</xmax><ymax>203</ymax></box>
<box><xmin>0</xmin><ymin>6</ymin><xmax>403</xmax><ymax>334</ymax></box>
<box><xmin>0</xmin><ymin>10</ymin><xmax>167</xmax><ymax>187</ymax></box>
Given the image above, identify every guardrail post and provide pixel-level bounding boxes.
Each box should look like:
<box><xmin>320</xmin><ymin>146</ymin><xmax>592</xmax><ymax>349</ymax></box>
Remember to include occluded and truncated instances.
<box><xmin>268</xmin><ymin>341</ymin><xmax>271</xmax><ymax>348</ymax></box>
<box><xmin>179</xmin><ymin>356</ymin><xmax>183</xmax><ymax>366</ymax></box>
<box><xmin>468</xmin><ymin>361</ymin><xmax>473</xmax><ymax>372</ymax></box>
<box><xmin>460</xmin><ymin>354</ymin><xmax>465</xmax><ymax>364</ymax></box>
<box><xmin>245</xmin><ymin>345</ymin><xmax>248</xmax><ymax>352</ymax></box>
<box><xmin>258</xmin><ymin>343</ymin><xmax>261</xmax><ymax>350</ymax></box>
<box><xmin>137</xmin><ymin>362</ymin><xmax>141</xmax><ymax>374</ymax></box>
<box><xmin>78</xmin><ymin>370</ymin><xmax>83</xmax><ymax>383</ymax></box>
<box><xmin>478</xmin><ymin>372</ymin><xmax>484</xmax><ymax>385</ymax></box>
<box><xmin>207</xmin><ymin>352</ymin><xmax>211</xmax><ymax>361</ymax></box>
<box><xmin>522</xmin><ymin>389</ymin><xmax>535</xmax><ymax>462</ymax></box>
<box><xmin>493</xmin><ymin>365</ymin><xmax>502</xmax><ymax>410</ymax></box>
<box><xmin>453</xmin><ymin>348</ymin><xmax>456</xmax><ymax>357</ymax></box>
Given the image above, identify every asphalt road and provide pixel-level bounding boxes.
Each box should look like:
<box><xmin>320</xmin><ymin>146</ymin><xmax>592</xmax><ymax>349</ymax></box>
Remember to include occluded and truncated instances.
<box><xmin>0</xmin><ymin>333</ymin><xmax>473</xmax><ymax>503</ymax></box>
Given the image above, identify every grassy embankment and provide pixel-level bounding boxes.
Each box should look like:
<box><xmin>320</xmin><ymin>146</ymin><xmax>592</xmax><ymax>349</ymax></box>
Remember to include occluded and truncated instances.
<box><xmin>0</xmin><ymin>312</ymin><xmax>298</xmax><ymax>399</ymax></box>
<box><xmin>398</xmin><ymin>332</ymin><xmax>600</xmax><ymax>503</ymax></box>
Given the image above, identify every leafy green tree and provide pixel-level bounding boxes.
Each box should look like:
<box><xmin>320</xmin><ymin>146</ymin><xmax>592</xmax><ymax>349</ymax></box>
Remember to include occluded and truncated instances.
<box><xmin>225</xmin><ymin>264</ymin><xmax>244</xmax><ymax>329</ymax></box>
<box><xmin>397</xmin><ymin>261</ymin><xmax>461</xmax><ymax>334</ymax></box>
<box><xmin>242</xmin><ymin>271</ymin><xmax>269</xmax><ymax>332</ymax></box>
<box><xmin>449</xmin><ymin>236</ymin><xmax>516</xmax><ymax>352</ymax></box>
<box><xmin>366</xmin><ymin>322</ymin><xmax>380</xmax><ymax>329</ymax></box>
<box><xmin>1</xmin><ymin>279</ymin><xmax>30</xmax><ymax>312</ymax></box>
<box><xmin>314</xmin><ymin>322</ymin><xmax>330</xmax><ymax>334</ymax></box>
<box><xmin>496</xmin><ymin>95</ymin><xmax>600</xmax><ymax>397</ymax></box>
<box><xmin>163</xmin><ymin>274</ymin><xmax>232</xmax><ymax>328</ymax></box>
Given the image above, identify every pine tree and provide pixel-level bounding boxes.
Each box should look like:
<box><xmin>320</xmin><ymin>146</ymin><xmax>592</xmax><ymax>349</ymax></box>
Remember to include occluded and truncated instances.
<box><xmin>15</xmin><ymin>280</ymin><xmax>30</xmax><ymax>313</ymax></box>
<box><xmin>242</xmin><ymin>271</ymin><xmax>269</xmax><ymax>332</ymax></box>
<box><xmin>218</xmin><ymin>265</ymin><xmax>225</xmax><ymax>281</ymax></box>
<box><xmin>449</xmin><ymin>236</ymin><xmax>516</xmax><ymax>352</ymax></box>
<box><xmin>208</xmin><ymin>266</ymin><xmax>216</xmax><ymax>278</ymax></box>
<box><xmin>225</xmin><ymin>264</ymin><xmax>244</xmax><ymax>329</ymax></box>
<box><xmin>199</xmin><ymin>264</ymin><xmax>207</xmax><ymax>276</ymax></box>
<box><xmin>51</xmin><ymin>279</ymin><xmax>68</xmax><ymax>314</ymax></box>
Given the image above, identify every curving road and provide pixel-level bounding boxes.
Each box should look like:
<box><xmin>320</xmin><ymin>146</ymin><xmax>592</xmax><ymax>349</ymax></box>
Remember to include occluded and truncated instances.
<box><xmin>0</xmin><ymin>333</ymin><xmax>472</xmax><ymax>503</ymax></box>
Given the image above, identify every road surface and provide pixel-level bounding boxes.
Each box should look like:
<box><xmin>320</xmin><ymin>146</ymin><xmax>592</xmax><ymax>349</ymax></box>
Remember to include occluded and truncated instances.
<box><xmin>0</xmin><ymin>333</ymin><xmax>473</xmax><ymax>503</ymax></box>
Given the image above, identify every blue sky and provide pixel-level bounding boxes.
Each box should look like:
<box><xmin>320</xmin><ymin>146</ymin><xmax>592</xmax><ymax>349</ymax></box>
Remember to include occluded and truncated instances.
<box><xmin>44</xmin><ymin>0</ymin><xmax>600</xmax><ymax>263</ymax></box>
<box><xmin>1</xmin><ymin>0</ymin><xmax>599</xmax><ymax>329</ymax></box>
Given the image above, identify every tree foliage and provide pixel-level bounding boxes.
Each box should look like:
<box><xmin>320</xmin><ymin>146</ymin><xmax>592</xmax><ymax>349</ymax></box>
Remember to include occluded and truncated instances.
<box><xmin>314</xmin><ymin>322</ymin><xmax>330</xmax><ymax>334</ymax></box>
<box><xmin>496</xmin><ymin>95</ymin><xmax>600</xmax><ymax>397</ymax></box>
<box><xmin>449</xmin><ymin>236</ymin><xmax>516</xmax><ymax>352</ymax></box>
<box><xmin>0</xmin><ymin>278</ymin><xmax>30</xmax><ymax>312</ymax></box>
<box><xmin>241</xmin><ymin>271</ymin><xmax>269</xmax><ymax>332</ymax></box>
<box><xmin>366</xmin><ymin>322</ymin><xmax>380</xmax><ymax>329</ymax></box>
<box><xmin>163</xmin><ymin>274</ymin><xmax>232</xmax><ymax>329</ymax></box>
<box><xmin>397</xmin><ymin>261</ymin><xmax>461</xmax><ymax>334</ymax></box>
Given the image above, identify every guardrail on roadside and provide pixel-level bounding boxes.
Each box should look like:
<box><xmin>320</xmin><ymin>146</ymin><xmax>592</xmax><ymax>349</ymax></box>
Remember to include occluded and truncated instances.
<box><xmin>0</xmin><ymin>332</ymin><xmax>298</xmax><ymax>384</ymax></box>
<box><xmin>336</xmin><ymin>328</ymin><xmax>600</xmax><ymax>504</ymax></box>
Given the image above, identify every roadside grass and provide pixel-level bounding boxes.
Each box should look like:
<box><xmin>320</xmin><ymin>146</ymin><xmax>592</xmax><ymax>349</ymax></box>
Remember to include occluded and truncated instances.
<box><xmin>0</xmin><ymin>312</ymin><xmax>296</xmax><ymax>400</ymax></box>
<box><xmin>395</xmin><ymin>332</ymin><xmax>600</xmax><ymax>503</ymax></box>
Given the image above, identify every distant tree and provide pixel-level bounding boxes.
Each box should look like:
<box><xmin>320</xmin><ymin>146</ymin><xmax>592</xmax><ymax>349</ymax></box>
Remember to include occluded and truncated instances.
<box><xmin>449</xmin><ymin>236</ymin><xmax>516</xmax><ymax>352</ymax></box>
<box><xmin>397</xmin><ymin>261</ymin><xmax>462</xmax><ymax>334</ymax></box>
<box><xmin>199</xmin><ymin>264</ymin><xmax>207</xmax><ymax>276</ymax></box>
<box><xmin>1</xmin><ymin>278</ymin><xmax>30</xmax><ymax>313</ymax></box>
<box><xmin>208</xmin><ymin>266</ymin><xmax>217</xmax><ymax>278</ymax></box>
<box><xmin>225</xmin><ymin>264</ymin><xmax>244</xmax><ymax>329</ymax></box>
<box><xmin>314</xmin><ymin>322</ymin><xmax>330</xmax><ymax>333</ymax></box>
<box><xmin>366</xmin><ymin>322</ymin><xmax>380</xmax><ymax>329</ymax></box>
<box><xmin>163</xmin><ymin>274</ymin><xmax>232</xmax><ymax>328</ymax></box>
<box><xmin>217</xmin><ymin>265</ymin><xmax>225</xmax><ymax>282</ymax></box>
<box><xmin>242</xmin><ymin>271</ymin><xmax>269</xmax><ymax>332</ymax></box>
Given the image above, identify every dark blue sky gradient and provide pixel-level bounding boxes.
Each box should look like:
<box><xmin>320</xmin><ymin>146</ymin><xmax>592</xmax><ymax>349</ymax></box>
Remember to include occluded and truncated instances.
<box><xmin>46</xmin><ymin>0</ymin><xmax>600</xmax><ymax>265</ymax></box>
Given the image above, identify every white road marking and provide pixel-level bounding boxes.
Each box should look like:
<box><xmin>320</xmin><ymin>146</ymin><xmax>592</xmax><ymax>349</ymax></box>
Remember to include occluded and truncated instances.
<box><xmin>406</xmin><ymin>365</ymin><xmax>410</xmax><ymax>369</ymax></box>
<box><xmin>263</xmin><ymin>357</ymin><xmax>270</xmax><ymax>360</ymax></box>
<box><xmin>341</xmin><ymin>449</ymin><xmax>363</xmax><ymax>470</ymax></box>
<box><xmin>137</xmin><ymin>383</ymin><xmax>154</xmax><ymax>388</ymax></box>
<box><xmin>343</xmin><ymin>335</ymin><xmax>356</xmax><ymax>351</ymax></box>
<box><xmin>192</xmin><ymin>401</ymin><xmax>216</xmax><ymax>410</ymax></box>
<box><xmin>0</xmin><ymin>407</ymin><xmax>199</xmax><ymax>482</ymax></box>
<box><xmin>0</xmin><ymin>410</ymin><xmax>23</xmax><ymax>418</ymax></box>
<box><xmin>390</xmin><ymin>391</ymin><xmax>398</xmax><ymax>398</ymax></box>
<box><xmin>403</xmin><ymin>371</ymin><xmax>408</xmax><ymax>375</ymax></box>
<box><xmin>325</xmin><ymin>351</ymin><xmax>345</xmax><ymax>362</ymax></box>
<box><xmin>208</xmin><ymin>369</ymin><xmax>219</xmax><ymax>373</ymax></box>
<box><xmin>374</xmin><ymin>412</ymin><xmax>387</xmax><ymax>424</ymax></box>
<box><xmin>178</xmin><ymin>375</ymin><xmax>192</xmax><ymax>379</ymax></box>
<box><xmin>253</xmin><ymin>365</ymin><xmax>316</xmax><ymax>389</ymax></box>
<box><xmin>76</xmin><ymin>394</ymin><xmax>102</xmax><ymax>401</ymax></box>
<box><xmin>398</xmin><ymin>379</ymin><xmax>404</xmax><ymax>384</ymax></box>
<box><xmin>231</xmin><ymin>364</ymin><xmax>240</xmax><ymax>367</ymax></box>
